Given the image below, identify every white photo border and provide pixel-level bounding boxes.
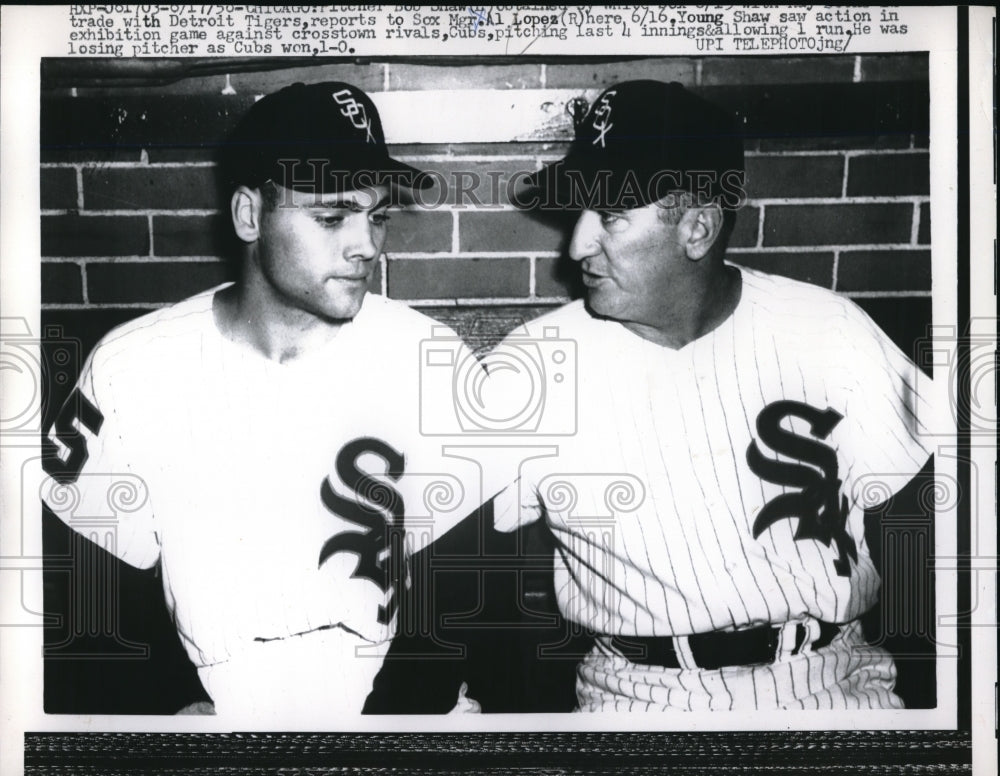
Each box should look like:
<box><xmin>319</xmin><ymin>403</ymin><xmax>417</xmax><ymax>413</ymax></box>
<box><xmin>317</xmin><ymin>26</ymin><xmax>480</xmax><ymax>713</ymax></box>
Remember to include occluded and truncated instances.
<box><xmin>2</xmin><ymin>4</ymin><xmax>994</xmax><ymax>774</ymax></box>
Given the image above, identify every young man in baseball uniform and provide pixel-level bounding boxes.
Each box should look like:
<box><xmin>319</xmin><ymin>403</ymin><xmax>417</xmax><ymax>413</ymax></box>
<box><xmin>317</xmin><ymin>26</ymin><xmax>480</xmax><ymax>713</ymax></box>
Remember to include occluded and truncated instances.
<box><xmin>42</xmin><ymin>82</ymin><xmax>483</xmax><ymax>721</ymax></box>
<box><xmin>492</xmin><ymin>80</ymin><xmax>934</xmax><ymax>711</ymax></box>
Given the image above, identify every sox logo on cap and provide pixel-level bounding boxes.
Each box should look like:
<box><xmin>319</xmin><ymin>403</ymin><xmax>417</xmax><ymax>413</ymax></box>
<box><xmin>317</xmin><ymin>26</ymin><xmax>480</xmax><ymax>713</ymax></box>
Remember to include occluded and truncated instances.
<box><xmin>333</xmin><ymin>88</ymin><xmax>375</xmax><ymax>143</ymax></box>
<box><xmin>590</xmin><ymin>90</ymin><xmax>616</xmax><ymax>147</ymax></box>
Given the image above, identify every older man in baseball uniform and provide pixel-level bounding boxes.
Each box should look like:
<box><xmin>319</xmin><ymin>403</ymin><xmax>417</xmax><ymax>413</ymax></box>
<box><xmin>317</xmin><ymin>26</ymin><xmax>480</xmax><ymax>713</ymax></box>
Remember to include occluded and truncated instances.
<box><xmin>492</xmin><ymin>80</ymin><xmax>934</xmax><ymax>711</ymax></box>
<box><xmin>42</xmin><ymin>82</ymin><xmax>483</xmax><ymax>721</ymax></box>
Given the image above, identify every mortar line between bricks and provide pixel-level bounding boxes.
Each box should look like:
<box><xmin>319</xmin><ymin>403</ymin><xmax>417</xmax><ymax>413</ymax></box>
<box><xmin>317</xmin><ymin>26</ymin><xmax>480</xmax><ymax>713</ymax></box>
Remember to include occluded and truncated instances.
<box><xmin>398</xmin><ymin>204</ymin><xmax>527</xmax><ymax>213</ymax></box>
<box><xmin>49</xmin><ymin>256</ymin><xmax>226</xmax><ymax>264</ymax></box>
<box><xmin>528</xmin><ymin>255</ymin><xmax>537</xmax><ymax>297</ymax></box>
<box><xmin>755</xmin><ymin>206</ymin><xmax>765</xmax><ymax>249</ymax></box>
<box><xmin>749</xmin><ymin>196</ymin><xmax>929</xmax><ymax>205</ymax></box>
<box><xmin>379</xmin><ymin>253</ymin><xmax>388</xmax><ymax>296</ymax></box>
<box><xmin>394</xmin><ymin>155</ymin><xmax>556</xmax><ymax>162</ymax></box>
<box><xmin>450</xmin><ymin>211</ymin><xmax>459</xmax><ymax>253</ymax></box>
<box><xmin>50</xmin><ymin>253</ymin><xmax>560</xmax><ymax>262</ymax></box>
<box><xmin>375</xmin><ymin>291</ymin><xmax>934</xmax><ymax>305</ymax></box>
<box><xmin>147</xmin><ymin>214</ymin><xmax>154</xmax><ymax>257</ymax></box>
<box><xmin>439</xmin><ymin>204</ymin><xmax>524</xmax><ymax>212</ymax></box>
<box><xmin>745</xmin><ymin>149</ymin><xmax>928</xmax><ymax>158</ymax></box>
<box><xmin>41</xmin><ymin>162</ymin><xmax>217</xmax><ymax>169</ymax></box>
<box><xmin>841</xmin><ymin>291</ymin><xmax>932</xmax><ymax>298</ymax></box>
<box><xmin>840</xmin><ymin>155</ymin><xmax>849</xmax><ymax>198</ymax></box>
<box><xmin>831</xmin><ymin>250</ymin><xmax>841</xmax><ymax>291</ymax></box>
<box><xmin>386</xmin><ymin>251</ymin><xmax>560</xmax><ymax>260</ymax></box>
<box><xmin>744</xmin><ymin>151</ymin><xmax>844</xmax><ymax>159</ymax></box>
<box><xmin>408</xmin><ymin>296</ymin><xmax>570</xmax><ymax>307</ymax></box>
<box><xmin>41</xmin><ymin>209</ymin><xmax>220</xmax><ymax>216</ymax></box>
<box><xmin>853</xmin><ymin>56</ymin><xmax>863</xmax><ymax>82</ymax></box>
<box><xmin>729</xmin><ymin>243</ymin><xmax>924</xmax><ymax>252</ymax></box>
<box><xmin>74</xmin><ymin>166</ymin><xmax>84</xmax><ymax>210</ymax></box>
<box><xmin>539</xmin><ymin>63</ymin><xmax>546</xmax><ymax>89</ymax></box>
<box><xmin>841</xmin><ymin>149</ymin><xmax>927</xmax><ymax>158</ymax></box>
<box><xmin>43</xmin><ymin>303</ymin><xmax>170</xmax><ymax>310</ymax></box>
<box><xmin>910</xmin><ymin>202</ymin><xmax>921</xmax><ymax>244</ymax></box>
<box><xmin>80</xmin><ymin>264</ymin><xmax>89</xmax><ymax>305</ymax></box>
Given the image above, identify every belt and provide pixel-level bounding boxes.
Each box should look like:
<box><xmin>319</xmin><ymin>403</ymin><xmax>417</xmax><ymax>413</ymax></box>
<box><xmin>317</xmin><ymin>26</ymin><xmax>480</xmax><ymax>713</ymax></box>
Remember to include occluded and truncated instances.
<box><xmin>608</xmin><ymin>621</ymin><xmax>841</xmax><ymax>670</ymax></box>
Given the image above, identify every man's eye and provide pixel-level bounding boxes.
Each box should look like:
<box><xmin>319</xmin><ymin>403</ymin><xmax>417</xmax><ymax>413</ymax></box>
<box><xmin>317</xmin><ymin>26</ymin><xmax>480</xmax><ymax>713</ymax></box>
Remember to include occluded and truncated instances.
<box><xmin>370</xmin><ymin>212</ymin><xmax>391</xmax><ymax>226</ymax></box>
<box><xmin>599</xmin><ymin>211</ymin><xmax>623</xmax><ymax>226</ymax></box>
<box><xmin>315</xmin><ymin>215</ymin><xmax>345</xmax><ymax>227</ymax></box>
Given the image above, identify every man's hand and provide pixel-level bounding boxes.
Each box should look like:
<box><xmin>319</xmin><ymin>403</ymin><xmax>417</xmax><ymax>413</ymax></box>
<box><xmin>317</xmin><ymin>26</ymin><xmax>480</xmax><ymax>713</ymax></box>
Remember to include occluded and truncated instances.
<box><xmin>448</xmin><ymin>682</ymin><xmax>481</xmax><ymax>714</ymax></box>
<box><xmin>176</xmin><ymin>700</ymin><xmax>216</xmax><ymax>715</ymax></box>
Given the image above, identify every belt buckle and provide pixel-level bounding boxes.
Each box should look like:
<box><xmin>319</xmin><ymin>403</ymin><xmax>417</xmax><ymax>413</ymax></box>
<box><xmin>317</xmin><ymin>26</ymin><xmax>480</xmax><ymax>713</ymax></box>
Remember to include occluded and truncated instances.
<box><xmin>791</xmin><ymin>619</ymin><xmax>841</xmax><ymax>655</ymax></box>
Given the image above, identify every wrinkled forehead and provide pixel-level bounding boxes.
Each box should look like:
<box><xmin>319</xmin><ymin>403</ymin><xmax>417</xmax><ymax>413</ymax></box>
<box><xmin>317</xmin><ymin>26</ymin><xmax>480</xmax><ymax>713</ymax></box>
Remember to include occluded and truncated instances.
<box><xmin>267</xmin><ymin>183</ymin><xmax>392</xmax><ymax>211</ymax></box>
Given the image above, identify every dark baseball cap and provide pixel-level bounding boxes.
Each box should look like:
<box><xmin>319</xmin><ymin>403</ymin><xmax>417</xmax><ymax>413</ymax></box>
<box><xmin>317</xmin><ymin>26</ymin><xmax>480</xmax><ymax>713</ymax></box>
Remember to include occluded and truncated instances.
<box><xmin>222</xmin><ymin>81</ymin><xmax>431</xmax><ymax>193</ymax></box>
<box><xmin>526</xmin><ymin>80</ymin><xmax>745</xmax><ymax>211</ymax></box>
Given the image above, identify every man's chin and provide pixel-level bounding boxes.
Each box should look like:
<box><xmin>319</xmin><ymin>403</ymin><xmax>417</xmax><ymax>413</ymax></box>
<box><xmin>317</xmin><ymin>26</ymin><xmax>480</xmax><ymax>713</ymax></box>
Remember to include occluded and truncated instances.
<box><xmin>317</xmin><ymin>291</ymin><xmax>367</xmax><ymax>323</ymax></box>
<box><xmin>583</xmin><ymin>292</ymin><xmax>616</xmax><ymax>320</ymax></box>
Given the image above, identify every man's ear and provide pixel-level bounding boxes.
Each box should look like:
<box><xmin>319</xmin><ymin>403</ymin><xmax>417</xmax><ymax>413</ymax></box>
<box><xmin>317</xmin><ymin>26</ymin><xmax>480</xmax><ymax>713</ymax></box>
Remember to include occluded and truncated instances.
<box><xmin>681</xmin><ymin>202</ymin><xmax>724</xmax><ymax>261</ymax></box>
<box><xmin>231</xmin><ymin>186</ymin><xmax>263</xmax><ymax>244</ymax></box>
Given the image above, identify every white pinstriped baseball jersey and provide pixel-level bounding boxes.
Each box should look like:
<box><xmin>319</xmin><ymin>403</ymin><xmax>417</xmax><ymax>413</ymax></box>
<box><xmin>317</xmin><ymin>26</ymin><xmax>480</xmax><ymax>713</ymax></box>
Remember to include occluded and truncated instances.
<box><xmin>493</xmin><ymin>266</ymin><xmax>933</xmax><ymax>710</ymax></box>
<box><xmin>42</xmin><ymin>284</ymin><xmax>483</xmax><ymax>719</ymax></box>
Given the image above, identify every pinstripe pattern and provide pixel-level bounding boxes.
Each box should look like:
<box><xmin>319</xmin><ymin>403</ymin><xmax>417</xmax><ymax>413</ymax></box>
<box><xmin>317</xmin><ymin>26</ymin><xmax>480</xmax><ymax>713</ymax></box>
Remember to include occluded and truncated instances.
<box><xmin>494</xmin><ymin>266</ymin><xmax>932</xmax><ymax>710</ymax></box>
<box><xmin>42</xmin><ymin>284</ymin><xmax>483</xmax><ymax>716</ymax></box>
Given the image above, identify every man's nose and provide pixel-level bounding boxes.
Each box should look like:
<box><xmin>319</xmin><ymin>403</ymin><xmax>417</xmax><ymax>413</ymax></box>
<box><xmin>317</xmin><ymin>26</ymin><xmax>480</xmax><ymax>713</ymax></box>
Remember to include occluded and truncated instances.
<box><xmin>345</xmin><ymin>214</ymin><xmax>380</xmax><ymax>261</ymax></box>
<box><xmin>568</xmin><ymin>210</ymin><xmax>601</xmax><ymax>262</ymax></box>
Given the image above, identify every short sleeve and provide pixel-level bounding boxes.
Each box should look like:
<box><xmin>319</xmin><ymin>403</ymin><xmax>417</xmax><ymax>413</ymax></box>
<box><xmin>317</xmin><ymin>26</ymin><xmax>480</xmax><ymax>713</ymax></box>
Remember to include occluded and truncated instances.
<box><xmin>42</xmin><ymin>347</ymin><xmax>160</xmax><ymax>569</ymax></box>
<box><xmin>838</xmin><ymin>303</ymin><xmax>934</xmax><ymax>493</ymax></box>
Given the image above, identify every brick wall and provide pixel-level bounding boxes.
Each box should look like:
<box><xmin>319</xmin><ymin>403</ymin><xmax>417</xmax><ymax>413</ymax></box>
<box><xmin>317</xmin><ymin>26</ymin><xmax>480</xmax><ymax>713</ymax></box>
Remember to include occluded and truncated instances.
<box><xmin>38</xmin><ymin>54</ymin><xmax>936</xmax><ymax>713</ymax></box>
<box><xmin>40</xmin><ymin>54</ymin><xmax>930</xmax><ymax>359</ymax></box>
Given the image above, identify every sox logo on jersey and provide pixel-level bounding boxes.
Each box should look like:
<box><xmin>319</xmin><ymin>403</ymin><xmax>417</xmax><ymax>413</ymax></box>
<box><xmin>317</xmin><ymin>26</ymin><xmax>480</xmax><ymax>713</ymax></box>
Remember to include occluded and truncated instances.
<box><xmin>319</xmin><ymin>437</ymin><xmax>408</xmax><ymax>625</ymax></box>
<box><xmin>746</xmin><ymin>400</ymin><xmax>858</xmax><ymax>577</ymax></box>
